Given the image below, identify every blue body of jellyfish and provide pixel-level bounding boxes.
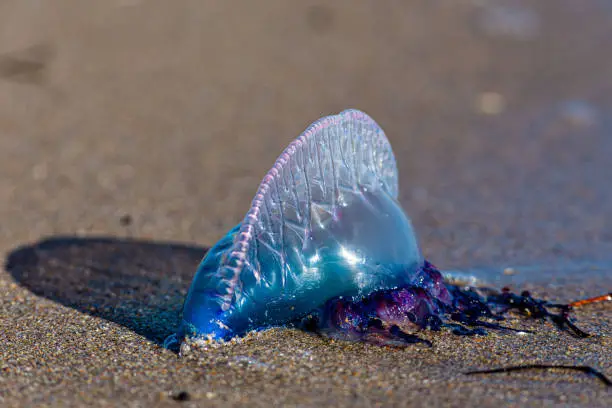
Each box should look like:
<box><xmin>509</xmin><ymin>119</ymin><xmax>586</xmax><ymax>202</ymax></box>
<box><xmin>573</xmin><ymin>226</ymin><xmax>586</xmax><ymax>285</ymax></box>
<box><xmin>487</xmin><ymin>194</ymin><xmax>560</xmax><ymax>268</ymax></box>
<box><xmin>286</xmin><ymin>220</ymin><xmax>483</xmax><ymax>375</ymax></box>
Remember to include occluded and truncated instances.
<box><xmin>178</xmin><ymin>110</ymin><xmax>428</xmax><ymax>341</ymax></box>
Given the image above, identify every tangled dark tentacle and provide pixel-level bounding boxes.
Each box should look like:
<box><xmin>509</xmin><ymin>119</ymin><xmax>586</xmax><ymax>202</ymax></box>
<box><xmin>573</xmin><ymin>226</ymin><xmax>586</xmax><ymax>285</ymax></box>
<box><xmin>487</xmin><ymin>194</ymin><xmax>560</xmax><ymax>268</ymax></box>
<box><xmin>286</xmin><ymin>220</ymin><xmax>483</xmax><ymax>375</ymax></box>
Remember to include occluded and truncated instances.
<box><xmin>298</xmin><ymin>261</ymin><xmax>609</xmax><ymax>347</ymax></box>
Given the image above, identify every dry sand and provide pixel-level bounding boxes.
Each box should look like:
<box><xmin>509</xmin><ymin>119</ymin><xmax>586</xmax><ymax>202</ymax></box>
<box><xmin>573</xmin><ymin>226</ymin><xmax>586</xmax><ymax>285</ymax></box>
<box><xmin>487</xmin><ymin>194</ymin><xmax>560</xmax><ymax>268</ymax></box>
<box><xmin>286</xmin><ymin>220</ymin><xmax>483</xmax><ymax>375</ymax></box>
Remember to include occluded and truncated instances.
<box><xmin>0</xmin><ymin>1</ymin><xmax>611</xmax><ymax>407</ymax></box>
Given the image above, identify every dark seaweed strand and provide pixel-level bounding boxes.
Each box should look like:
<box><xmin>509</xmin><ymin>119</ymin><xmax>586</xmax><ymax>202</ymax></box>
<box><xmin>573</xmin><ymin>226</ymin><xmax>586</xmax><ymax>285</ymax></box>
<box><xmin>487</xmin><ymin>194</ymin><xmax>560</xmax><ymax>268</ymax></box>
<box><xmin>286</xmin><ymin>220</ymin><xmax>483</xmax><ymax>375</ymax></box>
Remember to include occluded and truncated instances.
<box><xmin>465</xmin><ymin>364</ymin><xmax>612</xmax><ymax>387</ymax></box>
<box><xmin>568</xmin><ymin>292</ymin><xmax>612</xmax><ymax>308</ymax></box>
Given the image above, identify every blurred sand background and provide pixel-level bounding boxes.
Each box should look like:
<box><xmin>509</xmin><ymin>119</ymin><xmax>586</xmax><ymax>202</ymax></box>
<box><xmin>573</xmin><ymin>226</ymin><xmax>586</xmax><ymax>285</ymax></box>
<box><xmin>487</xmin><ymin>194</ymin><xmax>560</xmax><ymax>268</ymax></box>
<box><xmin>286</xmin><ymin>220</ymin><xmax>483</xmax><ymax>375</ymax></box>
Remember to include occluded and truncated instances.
<box><xmin>0</xmin><ymin>1</ymin><xmax>611</xmax><ymax>407</ymax></box>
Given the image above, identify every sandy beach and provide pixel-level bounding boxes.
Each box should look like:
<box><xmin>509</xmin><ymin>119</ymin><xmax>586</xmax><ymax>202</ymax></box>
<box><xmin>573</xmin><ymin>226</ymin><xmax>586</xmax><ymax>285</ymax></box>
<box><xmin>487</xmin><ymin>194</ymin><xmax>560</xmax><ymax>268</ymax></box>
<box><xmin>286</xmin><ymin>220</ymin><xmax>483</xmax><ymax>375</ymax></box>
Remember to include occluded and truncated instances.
<box><xmin>1</xmin><ymin>1</ymin><xmax>610</xmax><ymax>406</ymax></box>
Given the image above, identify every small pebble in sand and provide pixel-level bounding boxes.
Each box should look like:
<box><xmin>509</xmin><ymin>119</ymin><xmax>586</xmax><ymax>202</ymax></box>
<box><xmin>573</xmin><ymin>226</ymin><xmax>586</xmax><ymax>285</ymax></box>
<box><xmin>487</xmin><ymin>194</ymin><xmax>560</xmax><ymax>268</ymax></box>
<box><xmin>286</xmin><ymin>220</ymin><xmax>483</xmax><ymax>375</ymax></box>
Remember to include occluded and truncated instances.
<box><xmin>171</xmin><ymin>391</ymin><xmax>191</xmax><ymax>402</ymax></box>
<box><xmin>503</xmin><ymin>267</ymin><xmax>516</xmax><ymax>276</ymax></box>
<box><xmin>476</xmin><ymin>92</ymin><xmax>505</xmax><ymax>115</ymax></box>
<box><xmin>32</xmin><ymin>162</ymin><xmax>48</xmax><ymax>181</ymax></box>
<box><xmin>119</xmin><ymin>213</ymin><xmax>133</xmax><ymax>227</ymax></box>
<box><xmin>559</xmin><ymin>100</ymin><xmax>598</xmax><ymax>127</ymax></box>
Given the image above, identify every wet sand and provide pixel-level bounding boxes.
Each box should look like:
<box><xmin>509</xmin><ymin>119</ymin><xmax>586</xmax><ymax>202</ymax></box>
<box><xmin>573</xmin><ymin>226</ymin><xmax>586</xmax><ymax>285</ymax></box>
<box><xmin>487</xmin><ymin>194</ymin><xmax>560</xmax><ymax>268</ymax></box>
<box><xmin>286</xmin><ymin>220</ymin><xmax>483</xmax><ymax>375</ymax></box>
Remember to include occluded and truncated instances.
<box><xmin>1</xmin><ymin>1</ymin><xmax>611</xmax><ymax>406</ymax></box>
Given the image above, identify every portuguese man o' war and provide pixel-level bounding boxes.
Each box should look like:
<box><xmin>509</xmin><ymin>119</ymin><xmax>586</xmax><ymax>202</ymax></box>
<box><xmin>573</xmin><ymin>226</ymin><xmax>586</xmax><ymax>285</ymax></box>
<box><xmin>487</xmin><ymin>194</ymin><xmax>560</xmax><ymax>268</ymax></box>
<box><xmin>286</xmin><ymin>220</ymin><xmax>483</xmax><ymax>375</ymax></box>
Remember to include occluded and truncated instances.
<box><xmin>170</xmin><ymin>109</ymin><xmax>607</xmax><ymax>351</ymax></box>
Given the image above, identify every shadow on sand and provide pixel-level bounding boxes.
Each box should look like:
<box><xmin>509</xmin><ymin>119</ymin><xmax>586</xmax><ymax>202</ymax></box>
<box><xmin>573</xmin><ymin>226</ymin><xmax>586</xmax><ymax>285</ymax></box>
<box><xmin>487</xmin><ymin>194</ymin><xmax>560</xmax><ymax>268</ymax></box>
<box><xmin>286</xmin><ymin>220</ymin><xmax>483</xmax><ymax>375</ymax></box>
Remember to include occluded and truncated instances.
<box><xmin>5</xmin><ymin>236</ymin><xmax>208</xmax><ymax>346</ymax></box>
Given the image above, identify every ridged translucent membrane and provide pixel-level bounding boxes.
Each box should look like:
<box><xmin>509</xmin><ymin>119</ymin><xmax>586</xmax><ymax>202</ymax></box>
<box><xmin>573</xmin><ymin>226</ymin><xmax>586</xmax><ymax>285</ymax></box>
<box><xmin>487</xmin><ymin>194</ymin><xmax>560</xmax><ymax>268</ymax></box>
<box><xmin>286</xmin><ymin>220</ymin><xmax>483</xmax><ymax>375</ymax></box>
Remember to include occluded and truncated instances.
<box><xmin>179</xmin><ymin>109</ymin><xmax>423</xmax><ymax>340</ymax></box>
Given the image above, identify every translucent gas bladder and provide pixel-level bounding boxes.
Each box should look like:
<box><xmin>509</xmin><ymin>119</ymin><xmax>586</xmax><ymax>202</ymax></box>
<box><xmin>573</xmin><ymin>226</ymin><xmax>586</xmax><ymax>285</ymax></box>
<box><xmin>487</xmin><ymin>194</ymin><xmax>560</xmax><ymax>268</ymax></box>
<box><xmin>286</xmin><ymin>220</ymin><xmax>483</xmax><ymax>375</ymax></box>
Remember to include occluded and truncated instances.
<box><xmin>178</xmin><ymin>109</ymin><xmax>424</xmax><ymax>341</ymax></box>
